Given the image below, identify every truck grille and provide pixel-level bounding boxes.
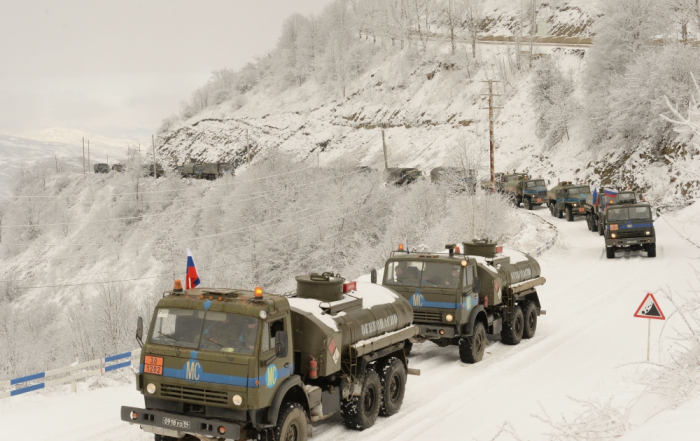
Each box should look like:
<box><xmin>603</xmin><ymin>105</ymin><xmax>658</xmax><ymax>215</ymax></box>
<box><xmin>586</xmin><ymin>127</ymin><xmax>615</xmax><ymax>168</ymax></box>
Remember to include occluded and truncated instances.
<box><xmin>160</xmin><ymin>383</ymin><xmax>228</xmax><ymax>406</ymax></box>
<box><xmin>413</xmin><ymin>310</ymin><xmax>443</xmax><ymax>323</ymax></box>
<box><xmin>616</xmin><ymin>230</ymin><xmax>647</xmax><ymax>239</ymax></box>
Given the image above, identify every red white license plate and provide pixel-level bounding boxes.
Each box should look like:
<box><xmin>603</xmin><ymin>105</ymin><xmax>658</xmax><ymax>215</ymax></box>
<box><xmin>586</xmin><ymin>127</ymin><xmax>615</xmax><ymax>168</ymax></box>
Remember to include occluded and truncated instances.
<box><xmin>578</xmin><ymin>207</ymin><xmax>585</xmax><ymax>213</ymax></box>
<box><xmin>536</xmin><ymin>198</ymin><xmax>542</xmax><ymax>203</ymax></box>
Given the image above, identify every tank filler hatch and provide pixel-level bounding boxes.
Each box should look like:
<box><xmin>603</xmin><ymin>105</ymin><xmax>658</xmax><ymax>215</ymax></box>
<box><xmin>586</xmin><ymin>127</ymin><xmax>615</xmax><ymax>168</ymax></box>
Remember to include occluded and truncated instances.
<box><xmin>464</xmin><ymin>240</ymin><xmax>498</xmax><ymax>258</ymax></box>
<box><xmin>296</xmin><ymin>273</ymin><xmax>346</xmax><ymax>302</ymax></box>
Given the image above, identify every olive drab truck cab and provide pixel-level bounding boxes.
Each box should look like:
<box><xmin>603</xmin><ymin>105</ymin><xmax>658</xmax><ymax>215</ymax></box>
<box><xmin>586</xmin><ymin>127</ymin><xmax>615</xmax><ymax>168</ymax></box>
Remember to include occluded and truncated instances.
<box><xmin>147</xmin><ymin>163</ymin><xmax>165</xmax><ymax>178</ymax></box>
<box><xmin>94</xmin><ymin>163</ymin><xmax>109</xmax><ymax>173</ymax></box>
<box><xmin>507</xmin><ymin>177</ymin><xmax>548</xmax><ymax>210</ymax></box>
<box><xmin>387</xmin><ymin>167</ymin><xmax>422</xmax><ymax>186</ymax></box>
<box><xmin>604</xmin><ymin>202</ymin><xmax>656</xmax><ymax>259</ymax></box>
<box><xmin>122</xmin><ymin>275</ymin><xmax>419</xmax><ymax>441</ymax></box>
<box><xmin>583</xmin><ymin>188</ymin><xmax>637</xmax><ymax>235</ymax></box>
<box><xmin>381</xmin><ymin>241</ymin><xmax>546</xmax><ymax>364</ymax></box>
<box><xmin>201</xmin><ymin>162</ymin><xmax>235</xmax><ymax>180</ymax></box>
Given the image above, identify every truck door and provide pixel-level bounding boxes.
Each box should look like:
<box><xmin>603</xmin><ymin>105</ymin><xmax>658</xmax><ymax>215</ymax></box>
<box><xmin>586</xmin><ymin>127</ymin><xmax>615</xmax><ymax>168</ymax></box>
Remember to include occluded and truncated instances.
<box><xmin>461</xmin><ymin>265</ymin><xmax>479</xmax><ymax>317</ymax></box>
<box><xmin>258</xmin><ymin>316</ymin><xmax>293</xmax><ymax>407</ymax></box>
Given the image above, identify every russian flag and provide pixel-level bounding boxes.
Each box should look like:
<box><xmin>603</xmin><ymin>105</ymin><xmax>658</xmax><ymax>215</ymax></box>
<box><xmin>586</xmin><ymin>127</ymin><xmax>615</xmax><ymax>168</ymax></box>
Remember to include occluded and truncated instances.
<box><xmin>186</xmin><ymin>248</ymin><xmax>200</xmax><ymax>289</ymax></box>
<box><xmin>604</xmin><ymin>189</ymin><xmax>618</xmax><ymax>198</ymax></box>
<box><xmin>592</xmin><ymin>188</ymin><xmax>598</xmax><ymax>207</ymax></box>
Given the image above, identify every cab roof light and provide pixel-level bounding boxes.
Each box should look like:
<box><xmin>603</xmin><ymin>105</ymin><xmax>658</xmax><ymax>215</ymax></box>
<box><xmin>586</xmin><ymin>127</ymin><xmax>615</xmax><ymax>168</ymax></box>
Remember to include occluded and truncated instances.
<box><xmin>173</xmin><ymin>280</ymin><xmax>183</xmax><ymax>292</ymax></box>
<box><xmin>398</xmin><ymin>243</ymin><xmax>404</xmax><ymax>252</ymax></box>
<box><xmin>254</xmin><ymin>287</ymin><xmax>263</xmax><ymax>299</ymax></box>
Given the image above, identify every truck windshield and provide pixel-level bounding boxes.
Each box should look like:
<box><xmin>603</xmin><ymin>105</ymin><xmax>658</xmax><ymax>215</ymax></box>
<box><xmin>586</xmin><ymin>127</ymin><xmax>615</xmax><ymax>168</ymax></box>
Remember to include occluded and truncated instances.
<box><xmin>525</xmin><ymin>180</ymin><xmax>546</xmax><ymax>188</ymax></box>
<box><xmin>618</xmin><ymin>193</ymin><xmax>635</xmax><ymax>203</ymax></box>
<box><xmin>607</xmin><ymin>206</ymin><xmax>652</xmax><ymax>222</ymax></box>
<box><xmin>572</xmin><ymin>186</ymin><xmax>591</xmax><ymax>194</ymax></box>
<box><xmin>149</xmin><ymin>308</ymin><xmax>259</xmax><ymax>355</ymax></box>
<box><xmin>385</xmin><ymin>261</ymin><xmax>461</xmax><ymax>289</ymax></box>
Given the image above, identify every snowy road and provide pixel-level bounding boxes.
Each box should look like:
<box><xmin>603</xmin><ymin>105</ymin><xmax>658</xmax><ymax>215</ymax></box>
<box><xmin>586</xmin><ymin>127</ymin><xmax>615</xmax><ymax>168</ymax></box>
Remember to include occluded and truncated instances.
<box><xmin>1</xmin><ymin>206</ymin><xmax>697</xmax><ymax>440</ymax></box>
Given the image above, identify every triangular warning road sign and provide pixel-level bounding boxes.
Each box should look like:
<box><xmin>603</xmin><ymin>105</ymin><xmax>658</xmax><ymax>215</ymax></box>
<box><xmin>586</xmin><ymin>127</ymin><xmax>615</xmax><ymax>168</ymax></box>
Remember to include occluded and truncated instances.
<box><xmin>634</xmin><ymin>293</ymin><xmax>665</xmax><ymax>320</ymax></box>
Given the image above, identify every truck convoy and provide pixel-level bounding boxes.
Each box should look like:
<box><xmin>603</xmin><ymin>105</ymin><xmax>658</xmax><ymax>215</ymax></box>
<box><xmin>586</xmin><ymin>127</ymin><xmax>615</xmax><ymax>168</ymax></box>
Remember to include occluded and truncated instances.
<box><xmin>381</xmin><ymin>241</ymin><xmax>546</xmax><ymax>364</ymax></box>
<box><xmin>604</xmin><ymin>202</ymin><xmax>656</xmax><ymax>258</ymax></box>
<box><xmin>122</xmin><ymin>274</ymin><xmax>419</xmax><ymax>441</ymax></box>
<box><xmin>505</xmin><ymin>177</ymin><xmax>548</xmax><ymax>210</ymax></box>
<box><xmin>180</xmin><ymin>162</ymin><xmax>235</xmax><ymax>180</ymax></box>
<box><xmin>495</xmin><ymin>172</ymin><xmax>529</xmax><ymax>194</ymax></box>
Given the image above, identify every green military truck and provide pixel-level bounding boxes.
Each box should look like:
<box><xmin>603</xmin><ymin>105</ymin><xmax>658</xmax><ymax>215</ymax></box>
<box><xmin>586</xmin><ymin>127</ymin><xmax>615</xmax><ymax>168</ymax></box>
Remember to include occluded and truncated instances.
<box><xmin>387</xmin><ymin>167</ymin><xmax>421</xmax><ymax>186</ymax></box>
<box><xmin>547</xmin><ymin>182</ymin><xmax>590</xmax><ymax>221</ymax></box>
<box><xmin>505</xmin><ymin>177</ymin><xmax>548</xmax><ymax>210</ymax></box>
<box><xmin>201</xmin><ymin>162</ymin><xmax>235</xmax><ymax>180</ymax></box>
<box><xmin>94</xmin><ymin>163</ymin><xmax>110</xmax><ymax>173</ymax></box>
<box><xmin>122</xmin><ymin>274</ymin><xmax>419</xmax><ymax>441</ymax></box>
<box><xmin>112</xmin><ymin>164</ymin><xmax>126</xmax><ymax>173</ymax></box>
<box><xmin>584</xmin><ymin>189</ymin><xmax>637</xmax><ymax>235</ymax></box>
<box><xmin>495</xmin><ymin>172</ymin><xmax>529</xmax><ymax>194</ymax></box>
<box><xmin>381</xmin><ymin>241</ymin><xmax>546</xmax><ymax>364</ymax></box>
<box><xmin>604</xmin><ymin>202</ymin><xmax>656</xmax><ymax>258</ymax></box>
<box><xmin>147</xmin><ymin>164</ymin><xmax>165</xmax><ymax>178</ymax></box>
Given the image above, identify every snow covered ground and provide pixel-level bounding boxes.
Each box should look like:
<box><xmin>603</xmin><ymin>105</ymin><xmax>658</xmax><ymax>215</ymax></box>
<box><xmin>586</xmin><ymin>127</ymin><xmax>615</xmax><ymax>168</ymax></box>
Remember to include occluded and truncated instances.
<box><xmin>2</xmin><ymin>201</ymin><xmax>699</xmax><ymax>440</ymax></box>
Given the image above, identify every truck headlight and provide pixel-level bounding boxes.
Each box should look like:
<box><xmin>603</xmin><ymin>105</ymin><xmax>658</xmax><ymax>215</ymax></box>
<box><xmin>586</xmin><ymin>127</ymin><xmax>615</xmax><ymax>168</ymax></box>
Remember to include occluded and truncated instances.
<box><xmin>611</xmin><ymin>233</ymin><xmax>617</xmax><ymax>239</ymax></box>
<box><xmin>445</xmin><ymin>314</ymin><xmax>454</xmax><ymax>322</ymax></box>
<box><xmin>259</xmin><ymin>310</ymin><xmax>268</xmax><ymax>319</ymax></box>
<box><xmin>146</xmin><ymin>383</ymin><xmax>156</xmax><ymax>394</ymax></box>
<box><xmin>645</xmin><ymin>231</ymin><xmax>651</xmax><ymax>236</ymax></box>
<box><xmin>573</xmin><ymin>203</ymin><xmax>577</xmax><ymax>207</ymax></box>
<box><xmin>232</xmin><ymin>395</ymin><xmax>243</xmax><ymax>406</ymax></box>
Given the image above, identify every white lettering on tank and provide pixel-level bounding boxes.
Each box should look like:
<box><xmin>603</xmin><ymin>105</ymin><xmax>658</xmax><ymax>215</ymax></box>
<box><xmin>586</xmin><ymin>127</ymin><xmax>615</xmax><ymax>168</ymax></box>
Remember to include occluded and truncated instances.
<box><xmin>361</xmin><ymin>314</ymin><xmax>398</xmax><ymax>336</ymax></box>
<box><xmin>510</xmin><ymin>268</ymin><xmax>532</xmax><ymax>283</ymax></box>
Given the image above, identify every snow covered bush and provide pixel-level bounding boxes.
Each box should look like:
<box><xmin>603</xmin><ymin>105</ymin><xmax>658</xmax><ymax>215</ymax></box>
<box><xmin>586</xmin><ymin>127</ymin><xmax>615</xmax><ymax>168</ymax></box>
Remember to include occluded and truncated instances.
<box><xmin>530</xmin><ymin>57</ymin><xmax>576</xmax><ymax>149</ymax></box>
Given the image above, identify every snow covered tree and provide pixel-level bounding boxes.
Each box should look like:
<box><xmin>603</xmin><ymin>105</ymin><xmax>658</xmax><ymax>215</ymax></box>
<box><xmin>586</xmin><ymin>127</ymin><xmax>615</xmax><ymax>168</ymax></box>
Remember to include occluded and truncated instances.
<box><xmin>461</xmin><ymin>0</ymin><xmax>485</xmax><ymax>59</ymax></box>
<box><xmin>531</xmin><ymin>57</ymin><xmax>577</xmax><ymax>149</ymax></box>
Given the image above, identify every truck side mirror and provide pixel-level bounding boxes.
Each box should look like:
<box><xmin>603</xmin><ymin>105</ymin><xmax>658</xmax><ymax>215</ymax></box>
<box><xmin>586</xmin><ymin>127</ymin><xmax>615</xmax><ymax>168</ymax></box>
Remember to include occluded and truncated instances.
<box><xmin>371</xmin><ymin>268</ymin><xmax>377</xmax><ymax>284</ymax></box>
<box><xmin>474</xmin><ymin>277</ymin><xmax>481</xmax><ymax>295</ymax></box>
<box><xmin>136</xmin><ymin>317</ymin><xmax>144</xmax><ymax>347</ymax></box>
<box><xmin>275</xmin><ymin>331</ymin><xmax>289</xmax><ymax>358</ymax></box>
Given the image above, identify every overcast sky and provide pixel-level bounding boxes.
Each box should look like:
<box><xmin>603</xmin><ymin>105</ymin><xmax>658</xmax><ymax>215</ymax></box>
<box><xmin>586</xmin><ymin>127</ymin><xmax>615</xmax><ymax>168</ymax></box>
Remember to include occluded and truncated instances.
<box><xmin>0</xmin><ymin>0</ymin><xmax>332</xmax><ymax>145</ymax></box>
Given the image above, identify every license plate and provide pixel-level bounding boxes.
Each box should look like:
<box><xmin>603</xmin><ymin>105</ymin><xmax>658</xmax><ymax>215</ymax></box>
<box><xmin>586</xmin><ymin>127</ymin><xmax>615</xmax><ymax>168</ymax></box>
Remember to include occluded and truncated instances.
<box><xmin>163</xmin><ymin>417</ymin><xmax>190</xmax><ymax>429</ymax></box>
<box><xmin>578</xmin><ymin>207</ymin><xmax>585</xmax><ymax>213</ymax></box>
<box><xmin>628</xmin><ymin>240</ymin><xmax>637</xmax><ymax>244</ymax></box>
<box><xmin>144</xmin><ymin>364</ymin><xmax>163</xmax><ymax>375</ymax></box>
<box><xmin>536</xmin><ymin>198</ymin><xmax>541</xmax><ymax>203</ymax></box>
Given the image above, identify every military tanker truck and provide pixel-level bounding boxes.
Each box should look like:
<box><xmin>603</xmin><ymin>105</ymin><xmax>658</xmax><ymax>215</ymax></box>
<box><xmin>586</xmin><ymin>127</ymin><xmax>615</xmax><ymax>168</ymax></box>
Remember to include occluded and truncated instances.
<box><xmin>546</xmin><ymin>181</ymin><xmax>590</xmax><ymax>221</ymax></box>
<box><xmin>121</xmin><ymin>273</ymin><xmax>419</xmax><ymax>441</ymax></box>
<box><xmin>505</xmin><ymin>177</ymin><xmax>548</xmax><ymax>210</ymax></box>
<box><xmin>381</xmin><ymin>241</ymin><xmax>546</xmax><ymax>364</ymax></box>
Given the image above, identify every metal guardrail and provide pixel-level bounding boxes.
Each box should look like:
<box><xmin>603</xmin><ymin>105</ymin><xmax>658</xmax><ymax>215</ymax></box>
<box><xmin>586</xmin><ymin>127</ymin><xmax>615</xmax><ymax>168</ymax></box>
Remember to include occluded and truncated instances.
<box><xmin>0</xmin><ymin>349</ymin><xmax>140</xmax><ymax>399</ymax></box>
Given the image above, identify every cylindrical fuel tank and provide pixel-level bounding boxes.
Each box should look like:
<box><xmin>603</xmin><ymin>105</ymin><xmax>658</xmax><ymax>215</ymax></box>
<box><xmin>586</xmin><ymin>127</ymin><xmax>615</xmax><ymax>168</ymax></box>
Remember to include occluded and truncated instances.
<box><xmin>289</xmin><ymin>278</ymin><xmax>414</xmax><ymax>377</ymax></box>
<box><xmin>473</xmin><ymin>249</ymin><xmax>542</xmax><ymax>306</ymax></box>
<box><xmin>296</xmin><ymin>273</ymin><xmax>344</xmax><ymax>302</ymax></box>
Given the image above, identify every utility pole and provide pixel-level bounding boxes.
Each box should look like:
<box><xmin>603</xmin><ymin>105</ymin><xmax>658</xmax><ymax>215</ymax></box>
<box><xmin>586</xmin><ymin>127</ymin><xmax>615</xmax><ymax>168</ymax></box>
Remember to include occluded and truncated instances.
<box><xmin>246</xmin><ymin>129</ymin><xmax>251</xmax><ymax>165</ymax></box>
<box><xmin>82</xmin><ymin>138</ymin><xmax>85</xmax><ymax>174</ymax></box>
<box><xmin>87</xmin><ymin>140</ymin><xmax>91</xmax><ymax>172</ymax></box>
<box><xmin>481</xmin><ymin>80</ymin><xmax>503</xmax><ymax>192</ymax></box>
<box><xmin>107</xmin><ymin>154</ymin><xmax>109</xmax><ymax>166</ymax></box>
<box><xmin>529</xmin><ymin>0</ymin><xmax>537</xmax><ymax>68</ymax></box>
<box><xmin>382</xmin><ymin>130</ymin><xmax>389</xmax><ymax>170</ymax></box>
<box><xmin>152</xmin><ymin>135</ymin><xmax>157</xmax><ymax>181</ymax></box>
<box><xmin>55</xmin><ymin>155</ymin><xmax>58</xmax><ymax>173</ymax></box>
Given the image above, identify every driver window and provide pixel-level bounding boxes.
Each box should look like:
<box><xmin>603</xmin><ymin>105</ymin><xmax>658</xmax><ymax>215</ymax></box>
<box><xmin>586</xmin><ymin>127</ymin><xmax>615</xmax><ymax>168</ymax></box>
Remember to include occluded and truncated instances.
<box><xmin>262</xmin><ymin>319</ymin><xmax>284</xmax><ymax>353</ymax></box>
<box><xmin>262</xmin><ymin>324</ymin><xmax>270</xmax><ymax>352</ymax></box>
<box><xmin>465</xmin><ymin>266</ymin><xmax>474</xmax><ymax>287</ymax></box>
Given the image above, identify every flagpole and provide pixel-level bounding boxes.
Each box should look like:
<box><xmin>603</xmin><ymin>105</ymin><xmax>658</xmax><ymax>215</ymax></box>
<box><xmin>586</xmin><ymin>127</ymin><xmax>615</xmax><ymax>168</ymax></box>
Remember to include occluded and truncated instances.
<box><xmin>647</xmin><ymin>319</ymin><xmax>651</xmax><ymax>362</ymax></box>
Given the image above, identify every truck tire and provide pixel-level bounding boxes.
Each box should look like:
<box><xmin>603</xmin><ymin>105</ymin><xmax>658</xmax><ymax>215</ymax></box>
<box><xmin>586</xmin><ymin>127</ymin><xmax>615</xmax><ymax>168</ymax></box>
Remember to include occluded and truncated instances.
<box><xmin>403</xmin><ymin>340</ymin><xmax>413</xmax><ymax>356</ymax></box>
<box><xmin>558</xmin><ymin>209</ymin><xmax>564</xmax><ymax>219</ymax></box>
<box><xmin>379</xmin><ymin>358</ymin><xmax>406</xmax><ymax>417</ymax></box>
<box><xmin>521</xmin><ymin>301</ymin><xmax>537</xmax><ymax>339</ymax></box>
<box><xmin>566</xmin><ymin>206</ymin><xmax>573</xmax><ymax>222</ymax></box>
<box><xmin>341</xmin><ymin>369</ymin><xmax>381</xmax><ymax>430</ymax></box>
<box><xmin>274</xmin><ymin>402</ymin><xmax>308</xmax><ymax>441</ymax></box>
<box><xmin>500</xmin><ymin>305</ymin><xmax>524</xmax><ymax>345</ymax></box>
<box><xmin>606</xmin><ymin>247</ymin><xmax>616</xmax><ymax>259</ymax></box>
<box><xmin>526</xmin><ymin>198</ymin><xmax>533</xmax><ymax>210</ymax></box>
<box><xmin>459</xmin><ymin>321</ymin><xmax>486</xmax><ymax>363</ymax></box>
<box><xmin>550</xmin><ymin>203</ymin><xmax>556</xmax><ymax>217</ymax></box>
<box><xmin>647</xmin><ymin>243</ymin><xmax>656</xmax><ymax>258</ymax></box>
<box><xmin>598</xmin><ymin>221</ymin><xmax>604</xmax><ymax>236</ymax></box>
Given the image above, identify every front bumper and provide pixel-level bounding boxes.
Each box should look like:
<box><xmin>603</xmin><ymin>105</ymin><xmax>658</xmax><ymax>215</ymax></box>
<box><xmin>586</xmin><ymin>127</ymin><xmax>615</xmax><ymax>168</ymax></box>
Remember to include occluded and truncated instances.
<box><xmin>121</xmin><ymin>406</ymin><xmax>241</xmax><ymax>440</ymax></box>
<box><xmin>417</xmin><ymin>324</ymin><xmax>457</xmax><ymax>339</ymax></box>
<box><xmin>605</xmin><ymin>237</ymin><xmax>655</xmax><ymax>247</ymax></box>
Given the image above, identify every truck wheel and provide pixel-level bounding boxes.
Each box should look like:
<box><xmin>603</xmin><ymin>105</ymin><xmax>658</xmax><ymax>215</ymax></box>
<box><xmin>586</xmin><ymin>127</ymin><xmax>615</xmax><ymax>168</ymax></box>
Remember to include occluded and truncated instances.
<box><xmin>521</xmin><ymin>301</ymin><xmax>537</xmax><ymax>339</ymax></box>
<box><xmin>606</xmin><ymin>247</ymin><xmax>616</xmax><ymax>259</ymax></box>
<box><xmin>459</xmin><ymin>321</ymin><xmax>486</xmax><ymax>363</ymax></box>
<box><xmin>598</xmin><ymin>221</ymin><xmax>604</xmax><ymax>236</ymax></box>
<box><xmin>275</xmin><ymin>402</ymin><xmax>308</xmax><ymax>441</ymax></box>
<box><xmin>341</xmin><ymin>370</ymin><xmax>381</xmax><ymax>430</ymax></box>
<box><xmin>404</xmin><ymin>341</ymin><xmax>413</xmax><ymax>356</ymax></box>
<box><xmin>550</xmin><ymin>203</ymin><xmax>556</xmax><ymax>217</ymax></box>
<box><xmin>647</xmin><ymin>243</ymin><xmax>656</xmax><ymax>258</ymax></box>
<box><xmin>566</xmin><ymin>206</ymin><xmax>573</xmax><ymax>222</ymax></box>
<box><xmin>500</xmin><ymin>305</ymin><xmax>524</xmax><ymax>345</ymax></box>
<box><xmin>592</xmin><ymin>218</ymin><xmax>598</xmax><ymax>232</ymax></box>
<box><xmin>527</xmin><ymin>198</ymin><xmax>533</xmax><ymax>210</ymax></box>
<box><xmin>558</xmin><ymin>209</ymin><xmax>564</xmax><ymax>219</ymax></box>
<box><xmin>379</xmin><ymin>358</ymin><xmax>406</xmax><ymax>417</ymax></box>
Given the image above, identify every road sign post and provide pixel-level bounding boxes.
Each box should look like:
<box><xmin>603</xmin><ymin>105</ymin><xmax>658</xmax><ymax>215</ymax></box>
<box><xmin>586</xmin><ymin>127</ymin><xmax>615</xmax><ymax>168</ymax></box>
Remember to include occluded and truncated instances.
<box><xmin>633</xmin><ymin>293</ymin><xmax>665</xmax><ymax>361</ymax></box>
